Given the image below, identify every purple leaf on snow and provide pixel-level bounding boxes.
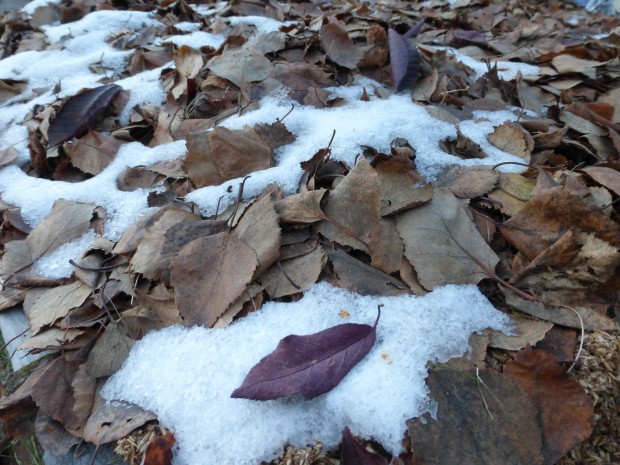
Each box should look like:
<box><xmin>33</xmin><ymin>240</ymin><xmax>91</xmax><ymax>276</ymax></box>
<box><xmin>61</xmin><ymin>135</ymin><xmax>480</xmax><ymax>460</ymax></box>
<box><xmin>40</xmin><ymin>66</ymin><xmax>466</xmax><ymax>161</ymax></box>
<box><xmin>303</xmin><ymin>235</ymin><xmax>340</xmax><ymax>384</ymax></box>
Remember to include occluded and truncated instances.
<box><xmin>48</xmin><ymin>84</ymin><xmax>123</xmax><ymax>147</ymax></box>
<box><xmin>342</xmin><ymin>426</ymin><xmax>388</xmax><ymax>465</ymax></box>
<box><xmin>231</xmin><ymin>306</ymin><xmax>382</xmax><ymax>400</ymax></box>
<box><xmin>388</xmin><ymin>28</ymin><xmax>421</xmax><ymax>92</ymax></box>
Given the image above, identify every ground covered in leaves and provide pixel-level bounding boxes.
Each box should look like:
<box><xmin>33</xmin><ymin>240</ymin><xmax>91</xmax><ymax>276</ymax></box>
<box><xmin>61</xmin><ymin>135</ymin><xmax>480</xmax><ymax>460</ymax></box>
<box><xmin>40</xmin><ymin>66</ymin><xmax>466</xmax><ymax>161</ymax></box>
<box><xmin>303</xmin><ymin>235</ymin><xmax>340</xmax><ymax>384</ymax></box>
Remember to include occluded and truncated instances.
<box><xmin>0</xmin><ymin>0</ymin><xmax>619</xmax><ymax>464</ymax></box>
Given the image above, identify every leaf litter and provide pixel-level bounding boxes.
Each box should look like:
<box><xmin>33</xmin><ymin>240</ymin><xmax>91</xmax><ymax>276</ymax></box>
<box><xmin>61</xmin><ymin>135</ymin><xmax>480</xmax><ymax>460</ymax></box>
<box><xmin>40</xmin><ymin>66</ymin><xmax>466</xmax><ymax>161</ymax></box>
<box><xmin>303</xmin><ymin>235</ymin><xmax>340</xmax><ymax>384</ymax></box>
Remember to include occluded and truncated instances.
<box><xmin>0</xmin><ymin>0</ymin><xmax>619</xmax><ymax>465</ymax></box>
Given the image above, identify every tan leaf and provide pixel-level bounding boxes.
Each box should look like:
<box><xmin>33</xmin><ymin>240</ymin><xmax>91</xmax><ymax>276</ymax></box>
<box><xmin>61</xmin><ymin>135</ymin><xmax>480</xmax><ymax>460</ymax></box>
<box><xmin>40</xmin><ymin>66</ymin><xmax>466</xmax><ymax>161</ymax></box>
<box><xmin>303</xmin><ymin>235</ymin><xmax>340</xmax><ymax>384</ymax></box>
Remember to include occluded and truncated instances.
<box><xmin>262</xmin><ymin>246</ymin><xmax>326</xmax><ymax>299</ymax></box>
<box><xmin>487</xmin><ymin>188</ymin><xmax>527</xmax><ymax>216</ymax></box>
<box><xmin>71</xmin><ymin>363</ymin><xmax>96</xmax><ymax>426</ymax></box>
<box><xmin>581</xmin><ymin>166</ymin><xmax>620</xmax><ymax>196</ymax></box>
<box><xmin>171</xmin><ymin>231</ymin><xmax>257</xmax><ymax>327</ymax></box>
<box><xmin>185</xmin><ymin>126</ymin><xmax>272</xmax><ymax>188</ymax></box>
<box><xmin>396</xmin><ymin>189</ymin><xmax>500</xmax><ymax>290</ymax></box>
<box><xmin>86</xmin><ymin>323</ymin><xmax>135</xmax><ymax>379</ymax></box>
<box><xmin>503</xmin><ymin>290</ymin><xmax>616</xmax><ymax>331</ymax></box>
<box><xmin>367</xmin><ymin>219</ymin><xmax>403</xmax><ymax>274</ymax></box>
<box><xmin>436</xmin><ymin>165</ymin><xmax>498</xmax><ymax>199</ymax></box>
<box><xmin>18</xmin><ymin>328</ymin><xmax>84</xmax><ymax>351</ymax></box>
<box><xmin>213</xmin><ymin>283</ymin><xmax>264</xmax><ymax>329</ymax></box>
<box><xmin>374</xmin><ymin>151</ymin><xmax>433</xmax><ymax>215</ymax></box>
<box><xmin>274</xmin><ymin>190</ymin><xmax>327</xmax><ymax>224</ymax></box>
<box><xmin>487</xmin><ymin>122</ymin><xmax>534</xmax><ymax>160</ymax></box>
<box><xmin>233</xmin><ymin>194</ymin><xmax>281</xmax><ymax>276</ymax></box>
<box><xmin>208</xmin><ymin>46</ymin><xmax>271</xmax><ymax>88</ymax></box>
<box><xmin>317</xmin><ymin>159</ymin><xmax>381</xmax><ymax>252</ymax></box>
<box><xmin>131</xmin><ymin>209</ymin><xmax>200</xmax><ymax>280</ymax></box>
<box><xmin>66</xmin><ymin>131</ymin><xmax>125</xmax><ymax>175</ymax></box>
<box><xmin>320</xmin><ymin>23</ymin><xmax>363</xmax><ymax>69</ymax></box>
<box><xmin>488</xmin><ymin>316</ymin><xmax>554</xmax><ymax>351</ymax></box>
<box><xmin>27</xmin><ymin>281</ymin><xmax>91</xmax><ymax>334</ymax></box>
<box><xmin>399</xmin><ymin>258</ymin><xmax>427</xmax><ymax>295</ymax></box>
<box><xmin>84</xmin><ymin>384</ymin><xmax>155</xmax><ymax>445</ymax></box>
<box><xmin>0</xmin><ymin>146</ymin><xmax>18</xmax><ymax>168</ymax></box>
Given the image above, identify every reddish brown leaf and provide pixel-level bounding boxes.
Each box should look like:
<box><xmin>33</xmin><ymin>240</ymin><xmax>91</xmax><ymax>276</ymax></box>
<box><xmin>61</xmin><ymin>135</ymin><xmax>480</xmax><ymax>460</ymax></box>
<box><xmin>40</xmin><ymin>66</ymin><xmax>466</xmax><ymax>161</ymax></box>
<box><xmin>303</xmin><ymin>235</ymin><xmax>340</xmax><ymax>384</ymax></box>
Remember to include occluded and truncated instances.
<box><xmin>144</xmin><ymin>433</ymin><xmax>176</xmax><ymax>465</ymax></box>
<box><xmin>341</xmin><ymin>426</ymin><xmax>388</xmax><ymax>465</ymax></box>
<box><xmin>320</xmin><ymin>23</ymin><xmax>363</xmax><ymax>70</ymax></box>
<box><xmin>504</xmin><ymin>348</ymin><xmax>594</xmax><ymax>464</ymax></box>
<box><xmin>231</xmin><ymin>308</ymin><xmax>380</xmax><ymax>400</ymax></box>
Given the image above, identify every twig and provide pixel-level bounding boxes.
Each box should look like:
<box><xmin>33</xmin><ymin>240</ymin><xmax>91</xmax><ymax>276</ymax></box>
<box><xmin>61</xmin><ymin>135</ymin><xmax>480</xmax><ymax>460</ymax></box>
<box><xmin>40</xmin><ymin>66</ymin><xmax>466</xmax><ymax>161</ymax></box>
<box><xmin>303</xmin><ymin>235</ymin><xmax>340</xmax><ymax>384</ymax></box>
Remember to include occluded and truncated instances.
<box><xmin>563</xmin><ymin>306</ymin><xmax>585</xmax><ymax>373</ymax></box>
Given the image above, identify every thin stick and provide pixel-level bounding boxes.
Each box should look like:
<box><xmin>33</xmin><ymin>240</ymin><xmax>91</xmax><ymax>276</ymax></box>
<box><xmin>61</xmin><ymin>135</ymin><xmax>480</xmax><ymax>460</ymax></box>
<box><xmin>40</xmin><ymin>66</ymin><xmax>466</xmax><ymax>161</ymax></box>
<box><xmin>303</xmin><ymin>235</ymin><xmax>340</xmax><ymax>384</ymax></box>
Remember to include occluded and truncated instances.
<box><xmin>563</xmin><ymin>306</ymin><xmax>585</xmax><ymax>373</ymax></box>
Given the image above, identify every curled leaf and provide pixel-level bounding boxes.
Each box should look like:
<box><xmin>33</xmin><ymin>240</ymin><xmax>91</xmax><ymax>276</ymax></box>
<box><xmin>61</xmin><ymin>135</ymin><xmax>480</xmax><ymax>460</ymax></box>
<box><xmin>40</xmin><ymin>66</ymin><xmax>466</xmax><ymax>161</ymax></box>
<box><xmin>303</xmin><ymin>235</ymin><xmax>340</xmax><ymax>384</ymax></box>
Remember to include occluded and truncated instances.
<box><xmin>388</xmin><ymin>29</ymin><xmax>421</xmax><ymax>92</ymax></box>
<box><xmin>231</xmin><ymin>306</ymin><xmax>382</xmax><ymax>400</ymax></box>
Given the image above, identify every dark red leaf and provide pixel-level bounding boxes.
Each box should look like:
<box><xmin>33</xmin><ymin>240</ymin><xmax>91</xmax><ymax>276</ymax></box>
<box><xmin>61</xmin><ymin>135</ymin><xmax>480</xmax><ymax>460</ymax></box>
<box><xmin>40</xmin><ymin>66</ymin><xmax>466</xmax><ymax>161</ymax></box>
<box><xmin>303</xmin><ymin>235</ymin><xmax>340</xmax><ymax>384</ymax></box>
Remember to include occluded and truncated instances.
<box><xmin>388</xmin><ymin>29</ymin><xmax>420</xmax><ymax>92</ymax></box>
<box><xmin>231</xmin><ymin>307</ymin><xmax>382</xmax><ymax>400</ymax></box>
<box><xmin>341</xmin><ymin>426</ymin><xmax>388</xmax><ymax>465</ymax></box>
<box><xmin>48</xmin><ymin>84</ymin><xmax>123</xmax><ymax>147</ymax></box>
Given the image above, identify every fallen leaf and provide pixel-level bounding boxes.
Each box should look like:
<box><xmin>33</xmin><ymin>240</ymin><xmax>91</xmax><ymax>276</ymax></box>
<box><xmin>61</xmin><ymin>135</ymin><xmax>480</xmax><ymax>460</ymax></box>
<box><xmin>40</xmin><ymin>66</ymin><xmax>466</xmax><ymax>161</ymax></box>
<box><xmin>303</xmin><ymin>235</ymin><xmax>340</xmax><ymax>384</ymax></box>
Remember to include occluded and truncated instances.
<box><xmin>320</xmin><ymin>23</ymin><xmax>363</xmax><ymax>69</ymax></box>
<box><xmin>274</xmin><ymin>189</ymin><xmax>327</xmax><ymax>224</ymax></box>
<box><xmin>17</xmin><ymin>328</ymin><xmax>84</xmax><ymax>351</ymax></box>
<box><xmin>389</xmin><ymin>29</ymin><xmax>420</xmax><ymax>92</ymax></box>
<box><xmin>27</xmin><ymin>281</ymin><xmax>92</xmax><ymax>334</ymax></box>
<box><xmin>261</xmin><ymin>246</ymin><xmax>325</xmax><ymax>299</ymax></box>
<box><xmin>341</xmin><ymin>426</ymin><xmax>388</xmax><ymax>465</ymax></box>
<box><xmin>436</xmin><ymin>165</ymin><xmax>498</xmax><ymax>199</ymax></box>
<box><xmin>86</xmin><ymin>323</ymin><xmax>135</xmax><ymax>378</ymax></box>
<box><xmin>500</xmin><ymin>186</ymin><xmax>620</xmax><ymax>261</ymax></box>
<box><xmin>144</xmin><ymin>432</ymin><xmax>176</xmax><ymax>465</ymax></box>
<box><xmin>231</xmin><ymin>307</ymin><xmax>380</xmax><ymax>400</ymax></box>
<box><xmin>441</xmin><ymin>127</ymin><xmax>487</xmax><ymax>159</ymax></box>
<box><xmin>407</xmin><ymin>368</ymin><xmax>545</xmax><ymax>465</ymax></box>
<box><xmin>374</xmin><ymin>151</ymin><xmax>433</xmax><ymax>215</ymax></box>
<box><xmin>396</xmin><ymin>189</ymin><xmax>500</xmax><ymax>290</ymax></box>
<box><xmin>0</xmin><ymin>146</ymin><xmax>18</xmax><ymax>168</ymax></box>
<box><xmin>317</xmin><ymin>159</ymin><xmax>381</xmax><ymax>252</ymax></box>
<box><xmin>185</xmin><ymin>126</ymin><xmax>273</xmax><ymax>188</ymax></box>
<box><xmin>367</xmin><ymin>219</ymin><xmax>403</xmax><ymax>274</ymax></box>
<box><xmin>48</xmin><ymin>84</ymin><xmax>123</xmax><ymax>147</ymax></box>
<box><xmin>1</xmin><ymin>200</ymin><xmax>96</xmax><ymax>279</ymax></box>
<box><xmin>504</xmin><ymin>348</ymin><xmax>594</xmax><ymax>465</ymax></box>
<box><xmin>580</xmin><ymin>166</ymin><xmax>620</xmax><ymax>196</ymax></box>
<box><xmin>84</xmin><ymin>384</ymin><xmax>155</xmax><ymax>445</ymax></box>
<box><xmin>66</xmin><ymin>131</ymin><xmax>125</xmax><ymax>175</ymax></box>
<box><xmin>35</xmin><ymin>410</ymin><xmax>80</xmax><ymax>457</ymax></box>
<box><xmin>487</xmin><ymin>122</ymin><xmax>534</xmax><ymax>160</ymax></box>
<box><xmin>488</xmin><ymin>316</ymin><xmax>554</xmax><ymax>351</ymax></box>
<box><xmin>327</xmin><ymin>249</ymin><xmax>408</xmax><ymax>296</ymax></box>
<box><xmin>71</xmin><ymin>363</ymin><xmax>96</xmax><ymax>427</ymax></box>
<box><xmin>208</xmin><ymin>46</ymin><xmax>271</xmax><ymax>88</ymax></box>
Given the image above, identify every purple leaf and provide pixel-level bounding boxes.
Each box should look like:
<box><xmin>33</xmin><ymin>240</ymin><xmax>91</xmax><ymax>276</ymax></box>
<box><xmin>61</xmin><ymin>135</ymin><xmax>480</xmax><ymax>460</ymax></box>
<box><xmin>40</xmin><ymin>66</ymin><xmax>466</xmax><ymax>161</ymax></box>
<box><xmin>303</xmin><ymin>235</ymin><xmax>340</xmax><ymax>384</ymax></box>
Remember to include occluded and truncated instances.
<box><xmin>231</xmin><ymin>306</ymin><xmax>382</xmax><ymax>400</ymax></box>
<box><xmin>403</xmin><ymin>18</ymin><xmax>425</xmax><ymax>39</ymax></box>
<box><xmin>388</xmin><ymin>29</ymin><xmax>421</xmax><ymax>92</ymax></box>
<box><xmin>454</xmin><ymin>29</ymin><xmax>487</xmax><ymax>44</ymax></box>
<box><xmin>48</xmin><ymin>84</ymin><xmax>123</xmax><ymax>147</ymax></box>
<box><xmin>342</xmin><ymin>426</ymin><xmax>388</xmax><ymax>465</ymax></box>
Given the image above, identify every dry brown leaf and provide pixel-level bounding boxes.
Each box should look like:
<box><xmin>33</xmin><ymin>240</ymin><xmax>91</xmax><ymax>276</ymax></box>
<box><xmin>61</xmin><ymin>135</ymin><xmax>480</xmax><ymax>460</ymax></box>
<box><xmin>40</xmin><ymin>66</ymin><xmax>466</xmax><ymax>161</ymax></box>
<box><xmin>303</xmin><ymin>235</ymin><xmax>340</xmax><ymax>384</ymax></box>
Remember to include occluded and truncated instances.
<box><xmin>86</xmin><ymin>323</ymin><xmax>135</xmax><ymax>379</ymax></box>
<box><xmin>533</xmin><ymin>126</ymin><xmax>568</xmax><ymax>150</ymax></box>
<box><xmin>396</xmin><ymin>189</ymin><xmax>500</xmax><ymax>290</ymax></box>
<box><xmin>580</xmin><ymin>166</ymin><xmax>620</xmax><ymax>196</ymax></box>
<box><xmin>551</xmin><ymin>54</ymin><xmax>606</xmax><ymax>74</ymax></box>
<box><xmin>233</xmin><ymin>194</ymin><xmax>281</xmax><ymax>276</ymax></box>
<box><xmin>144</xmin><ymin>432</ymin><xmax>176</xmax><ymax>465</ymax></box>
<box><xmin>131</xmin><ymin>209</ymin><xmax>200</xmax><ymax>280</ymax></box>
<box><xmin>66</xmin><ymin>131</ymin><xmax>125</xmax><ymax>175</ymax></box>
<box><xmin>500</xmin><ymin>186</ymin><xmax>620</xmax><ymax>261</ymax></box>
<box><xmin>185</xmin><ymin>126</ymin><xmax>273</xmax><ymax>188</ymax></box>
<box><xmin>213</xmin><ymin>283</ymin><xmax>264</xmax><ymax>329</ymax></box>
<box><xmin>71</xmin><ymin>363</ymin><xmax>96</xmax><ymax>427</ymax></box>
<box><xmin>486</xmin><ymin>188</ymin><xmax>527</xmax><ymax>216</ymax></box>
<box><xmin>327</xmin><ymin>249</ymin><xmax>408</xmax><ymax>296</ymax></box>
<box><xmin>208</xmin><ymin>46</ymin><xmax>271</xmax><ymax>88</ymax></box>
<box><xmin>262</xmin><ymin>246</ymin><xmax>326</xmax><ymax>299</ymax></box>
<box><xmin>317</xmin><ymin>159</ymin><xmax>381</xmax><ymax>252</ymax></box>
<box><xmin>18</xmin><ymin>328</ymin><xmax>84</xmax><ymax>351</ymax></box>
<box><xmin>35</xmin><ymin>410</ymin><xmax>80</xmax><ymax>457</ymax></box>
<box><xmin>503</xmin><ymin>290</ymin><xmax>616</xmax><ymax>331</ymax></box>
<box><xmin>504</xmin><ymin>348</ymin><xmax>594</xmax><ymax>465</ymax></box>
<box><xmin>84</xmin><ymin>384</ymin><xmax>155</xmax><ymax>445</ymax></box>
<box><xmin>171</xmin><ymin>45</ymin><xmax>204</xmax><ymax>100</ymax></box>
<box><xmin>487</xmin><ymin>122</ymin><xmax>534</xmax><ymax>160</ymax></box>
<box><xmin>435</xmin><ymin>165</ymin><xmax>498</xmax><ymax>199</ymax></box>
<box><xmin>1</xmin><ymin>200</ymin><xmax>96</xmax><ymax>279</ymax></box>
<box><xmin>367</xmin><ymin>219</ymin><xmax>402</xmax><ymax>274</ymax></box>
<box><xmin>0</xmin><ymin>146</ymin><xmax>18</xmax><ymax>168</ymax></box>
<box><xmin>399</xmin><ymin>258</ymin><xmax>427</xmax><ymax>295</ymax></box>
<box><xmin>27</xmin><ymin>281</ymin><xmax>91</xmax><ymax>334</ymax></box>
<box><xmin>374</xmin><ymin>151</ymin><xmax>433</xmax><ymax>215</ymax></box>
<box><xmin>320</xmin><ymin>22</ymin><xmax>363</xmax><ymax>69</ymax></box>
<box><xmin>488</xmin><ymin>316</ymin><xmax>554</xmax><ymax>351</ymax></box>
<box><xmin>441</xmin><ymin>127</ymin><xmax>487</xmax><ymax>159</ymax></box>
<box><xmin>407</xmin><ymin>368</ymin><xmax>545</xmax><ymax>465</ymax></box>
<box><xmin>274</xmin><ymin>189</ymin><xmax>327</xmax><ymax>223</ymax></box>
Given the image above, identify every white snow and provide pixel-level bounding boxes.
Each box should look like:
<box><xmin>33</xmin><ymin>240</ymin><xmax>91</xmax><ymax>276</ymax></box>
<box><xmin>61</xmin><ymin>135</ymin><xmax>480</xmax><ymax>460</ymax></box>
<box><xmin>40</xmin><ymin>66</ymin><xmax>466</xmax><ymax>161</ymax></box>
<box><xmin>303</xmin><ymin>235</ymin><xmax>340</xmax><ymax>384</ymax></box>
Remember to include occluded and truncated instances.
<box><xmin>1</xmin><ymin>4</ymin><xmax>519</xmax><ymax>463</ymax></box>
<box><xmin>103</xmin><ymin>282</ymin><xmax>512</xmax><ymax>465</ymax></box>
